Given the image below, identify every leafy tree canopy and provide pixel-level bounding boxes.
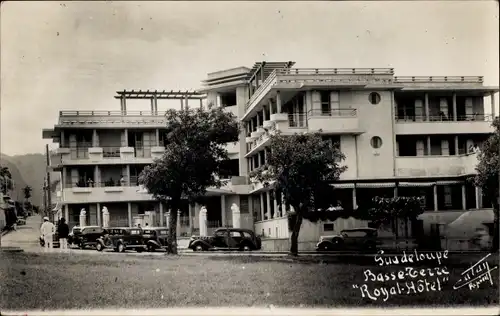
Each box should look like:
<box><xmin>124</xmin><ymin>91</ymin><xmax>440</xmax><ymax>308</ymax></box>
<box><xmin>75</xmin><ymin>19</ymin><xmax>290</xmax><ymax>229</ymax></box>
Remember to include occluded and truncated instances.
<box><xmin>250</xmin><ymin>131</ymin><xmax>347</xmax><ymax>215</ymax></box>
<box><xmin>23</xmin><ymin>185</ymin><xmax>33</xmax><ymax>199</ymax></box>
<box><xmin>474</xmin><ymin>117</ymin><xmax>500</xmax><ymax>197</ymax></box>
<box><xmin>139</xmin><ymin>106</ymin><xmax>240</xmax><ymax>204</ymax></box>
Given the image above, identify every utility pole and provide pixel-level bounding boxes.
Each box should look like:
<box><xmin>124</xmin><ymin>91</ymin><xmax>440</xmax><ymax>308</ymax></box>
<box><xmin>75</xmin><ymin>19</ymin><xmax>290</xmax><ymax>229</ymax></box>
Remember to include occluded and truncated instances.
<box><xmin>43</xmin><ymin>177</ymin><xmax>47</xmax><ymax>218</ymax></box>
<box><xmin>46</xmin><ymin>144</ymin><xmax>52</xmax><ymax>219</ymax></box>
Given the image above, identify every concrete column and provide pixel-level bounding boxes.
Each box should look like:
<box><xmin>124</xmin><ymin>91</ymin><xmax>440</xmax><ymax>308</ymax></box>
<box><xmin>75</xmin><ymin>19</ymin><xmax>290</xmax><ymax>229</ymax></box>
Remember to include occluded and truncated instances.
<box><xmin>269</xmin><ymin>100</ymin><xmax>274</xmax><ymax>115</ymax></box>
<box><xmin>424</xmin><ymin>93</ymin><xmax>429</xmax><ymax>121</ymax></box>
<box><xmin>248</xmin><ymin>195</ymin><xmax>254</xmax><ymax>219</ymax></box>
<box><xmin>188</xmin><ymin>204</ymin><xmax>194</xmax><ymax>234</ymax></box>
<box><xmin>166</xmin><ymin>211</ymin><xmax>171</xmax><ymax>229</ymax></box>
<box><xmin>199</xmin><ymin>207</ymin><xmax>208</xmax><ymax>236</ymax></box>
<box><xmin>491</xmin><ymin>93</ymin><xmax>496</xmax><ymax>118</ymax></box>
<box><xmin>62</xmin><ymin>167</ymin><xmax>67</xmax><ymax>189</ymax></box>
<box><xmin>79</xmin><ymin>208</ymin><xmax>87</xmax><ymax>227</ymax></box>
<box><xmin>232</xmin><ymin>203</ymin><xmax>241</xmax><ymax>228</ymax></box>
<box><xmin>475</xmin><ymin>187</ymin><xmax>482</xmax><ymax>209</ymax></box>
<box><xmin>352</xmin><ymin>187</ymin><xmax>357</xmax><ymax>209</ymax></box>
<box><xmin>124</xmin><ymin>129</ymin><xmax>129</xmax><ymax>146</ymax></box>
<box><xmin>263</xmin><ymin>106</ymin><xmax>268</xmax><ymax>121</ymax></box>
<box><xmin>92</xmin><ymin>129</ymin><xmax>98</xmax><ymax>147</ymax></box>
<box><xmin>273</xmin><ymin>191</ymin><xmax>279</xmax><ymax>218</ymax></box>
<box><xmin>394</xmin><ymin>186</ymin><xmax>398</xmax><ymax>198</ymax></box>
<box><xmin>433</xmin><ymin>185</ymin><xmax>438</xmax><ymax>212</ymax></box>
<box><xmin>127</xmin><ymin>202</ymin><xmax>132</xmax><ymax>227</ymax></box>
<box><xmin>452</xmin><ymin>92</ymin><xmax>457</xmax><ymax>121</ymax></box>
<box><xmin>276</xmin><ymin>91</ymin><xmax>282</xmax><ymax>113</ymax></box>
<box><xmin>266</xmin><ymin>191</ymin><xmax>272</xmax><ymax>219</ymax></box>
<box><xmin>260</xmin><ymin>193</ymin><xmax>265</xmax><ymax>221</ymax></box>
<box><xmin>281</xmin><ymin>194</ymin><xmax>286</xmax><ymax>217</ymax></box>
<box><xmin>61</xmin><ymin>131</ymin><xmax>65</xmax><ymax>147</ymax></box>
<box><xmin>180</xmin><ymin>99</ymin><xmax>184</xmax><ymax>110</ymax></box>
<box><xmin>176</xmin><ymin>210</ymin><xmax>181</xmax><ymax>237</ymax></box>
<box><xmin>102</xmin><ymin>207</ymin><xmax>110</xmax><ymax>227</ymax></box>
<box><xmin>461</xmin><ymin>185</ymin><xmax>467</xmax><ymax>210</ymax></box>
<box><xmin>155</xmin><ymin>129</ymin><xmax>160</xmax><ymax>146</ymax></box>
<box><xmin>185</xmin><ymin>96</ymin><xmax>189</xmax><ymax>109</ymax></box>
<box><xmin>427</xmin><ymin>136</ymin><xmax>431</xmax><ymax>156</ymax></box>
<box><xmin>221</xmin><ymin>195</ymin><xmax>226</xmax><ymax>227</ymax></box>
<box><xmin>64</xmin><ymin>205</ymin><xmax>69</xmax><ymax>222</ymax></box>
<box><xmin>199</xmin><ymin>99</ymin><xmax>203</xmax><ymax>109</ymax></box>
<box><xmin>455</xmin><ymin>136</ymin><xmax>460</xmax><ymax>155</ymax></box>
<box><xmin>256</xmin><ymin>112</ymin><xmax>261</xmax><ymax>127</ymax></box>
<box><xmin>159</xmin><ymin>202</ymin><xmax>164</xmax><ymax>226</ymax></box>
<box><xmin>93</xmin><ymin>165</ymin><xmax>99</xmax><ymax>187</ymax></box>
<box><xmin>126</xmin><ymin>165</ymin><xmax>131</xmax><ymax>186</ymax></box>
<box><xmin>216</xmin><ymin>94</ymin><xmax>221</xmax><ymax>108</ymax></box>
<box><xmin>97</xmin><ymin>203</ymin><xmax>101</xmax><ymax>227</ymax></box>
<box><xmin>151</xmin><ymin>99</ymin><xmax>154</xmax><ymax>113</ymax></box>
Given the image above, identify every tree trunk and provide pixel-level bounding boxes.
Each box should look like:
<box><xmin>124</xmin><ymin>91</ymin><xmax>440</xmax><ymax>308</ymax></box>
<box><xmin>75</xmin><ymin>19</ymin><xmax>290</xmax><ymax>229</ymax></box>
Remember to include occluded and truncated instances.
<box><xmin>167</xmin><ymin>199</ymin><xmax>180</xmax><ymax>255</ymax></box>
<box><xmin>289</xmin><ymin>208</ymin><xmax>303</xmax><ymax>256</ymax></box>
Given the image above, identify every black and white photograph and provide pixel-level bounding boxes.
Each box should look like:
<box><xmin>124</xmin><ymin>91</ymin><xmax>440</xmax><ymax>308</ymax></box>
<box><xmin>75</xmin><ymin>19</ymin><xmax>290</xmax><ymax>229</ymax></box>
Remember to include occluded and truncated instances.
<box><xmin>0</xmin><ymin>1</ymin><xmax>499</xmax><ymax>315</ymax></box>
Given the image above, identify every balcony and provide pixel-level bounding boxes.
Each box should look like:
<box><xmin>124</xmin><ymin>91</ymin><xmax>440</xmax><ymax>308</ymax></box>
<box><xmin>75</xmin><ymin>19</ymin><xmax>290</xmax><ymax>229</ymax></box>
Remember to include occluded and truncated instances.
<box><xmin>307</xmin><ymin>109</ymin><xmax>363</xmax><ymax>134</ymax></box>
<box><xmin>57</xmin><ymin>111</ymin><xmax>168</xmax><ymax>128</ymax></box>
<box><xmin>53</xmin><ymin>146</ymin><xmax>164</xmax><ymax>165</ymax></box>
<box><xmin>395</xmin><ymin>153</ymin><xmax>479</xmax><ymax>178</ymax></box>
<box><xmin>243</xmin><ymin>68</ymin><xmax>394</xmax><ymax>119</ymax></box>
<box><xmin>395</xmin><ymin>114</ymin><xmax>494</xmax><ymax>135</ymax></box>
<box><xmin>394</xmin><ymin>76</ymin><xmax>484</xmax><ymax>88</ymax></box>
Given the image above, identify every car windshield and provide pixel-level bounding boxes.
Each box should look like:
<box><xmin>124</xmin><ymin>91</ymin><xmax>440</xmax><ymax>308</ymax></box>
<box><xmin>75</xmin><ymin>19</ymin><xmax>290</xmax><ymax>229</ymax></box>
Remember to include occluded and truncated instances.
<box><xmin>143</xmin><ymin>230</ymin><xmax>154</xmax><ymax>235</ymax></box>
<box><xmin>159</xmin><ymin>230</ymin><xmax>168</xmax><ymax>235</ymax></box>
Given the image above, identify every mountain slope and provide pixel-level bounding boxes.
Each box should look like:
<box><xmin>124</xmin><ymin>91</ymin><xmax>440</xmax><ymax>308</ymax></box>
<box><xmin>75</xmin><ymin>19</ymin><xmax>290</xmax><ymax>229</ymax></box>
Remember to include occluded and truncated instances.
<box><xmin>1</xmin><ymin>153</ymin><xmax>46</xmax><ymax>206</ymax></box>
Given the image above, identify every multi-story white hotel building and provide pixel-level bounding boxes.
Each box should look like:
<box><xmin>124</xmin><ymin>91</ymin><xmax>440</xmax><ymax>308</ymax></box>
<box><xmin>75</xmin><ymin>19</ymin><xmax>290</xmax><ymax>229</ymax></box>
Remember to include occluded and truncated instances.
<box><xmin>43</xmin><ymin>61</ymin><xmax>498</xmax><ymax>250</ymax></box>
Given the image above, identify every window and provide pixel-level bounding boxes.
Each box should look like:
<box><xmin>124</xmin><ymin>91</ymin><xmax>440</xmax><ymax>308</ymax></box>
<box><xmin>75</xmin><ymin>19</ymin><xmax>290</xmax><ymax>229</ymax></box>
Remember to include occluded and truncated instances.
<box><xmin>323</xmin><ymin>223</ymin><xmax>334</xmax><ymax>232</ymax></box>
<box><xmin>320</xmin><ymin>91</ymin><xmax>331</xmax><ymax>115</ymax></box>
<box><xmin>215</xmin><ymin>230</ymin><xmax>226</xmax><ymax>237</ymax></box>
<box><xmin>159</xmin><ymin>230</ymin><xmax>168</xmax><ymax>235</ymax></box>
<box><xmin>369</xmin><ymin>92</ymin><xmax>381</xmax><ymax>105</ymax></box>
<box><xmin>343</xmin><ymin>231</ymin><xmax>367</xmax><ymax>238</ymax></box>
<box><xmin>370</xmin><ymin>136</ymin><xmax>383</xmax><ymax>149</ymax></box>
<box><xmin>242</xmin><ymin>232</ymin><xmax>252</xmax><ymax>239</ymax></box>
<box><xmin>130</xmin><ymin>230</ymin><xmax>140</xmax><ymax>235</ymax></box>
<box><xmin>230</xmin><ymin>231</ymin><xmax>242</xmax><ymax>238</ymax></box>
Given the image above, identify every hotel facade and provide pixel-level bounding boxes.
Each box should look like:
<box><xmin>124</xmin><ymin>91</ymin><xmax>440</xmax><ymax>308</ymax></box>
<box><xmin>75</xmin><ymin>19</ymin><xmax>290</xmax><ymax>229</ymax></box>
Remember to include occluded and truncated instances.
<box><xmin>43</xmin><ymin>61</ymin><xmax>499</xmax><ymax>250</ymax></box>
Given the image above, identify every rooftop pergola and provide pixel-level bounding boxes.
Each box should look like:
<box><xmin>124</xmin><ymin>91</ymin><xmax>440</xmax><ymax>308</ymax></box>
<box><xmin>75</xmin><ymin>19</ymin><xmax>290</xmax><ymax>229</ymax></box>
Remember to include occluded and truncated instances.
<box><xmin>114</xmin><ymin>89</ymin><xmax>207</xmax><ymax>112</ymax></box>
<box><xmin>247</xmin><ymin>61</ymin><xmax>295</xmax><ymax>95</ymax></box>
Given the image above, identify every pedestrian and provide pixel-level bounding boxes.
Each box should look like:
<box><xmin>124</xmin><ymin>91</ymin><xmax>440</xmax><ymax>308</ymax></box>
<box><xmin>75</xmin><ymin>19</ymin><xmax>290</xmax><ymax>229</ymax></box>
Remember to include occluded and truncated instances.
<box><xmin>40</xmin><ymin>216</ymin><xmax>55</xmax><ymax>252</ymax></box>
<box><xmin>58</xmin><ymin>217</ymin><xmax>70</xmax><ymax>251</ymax></box>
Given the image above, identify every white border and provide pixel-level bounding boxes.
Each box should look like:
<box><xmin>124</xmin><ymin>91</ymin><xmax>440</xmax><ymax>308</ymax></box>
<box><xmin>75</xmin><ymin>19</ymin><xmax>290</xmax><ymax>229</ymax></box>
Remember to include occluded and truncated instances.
<box><xmin>2</xmin><ymin>307</ymin><xmax>499</xmax><ymax>316</ymax></box>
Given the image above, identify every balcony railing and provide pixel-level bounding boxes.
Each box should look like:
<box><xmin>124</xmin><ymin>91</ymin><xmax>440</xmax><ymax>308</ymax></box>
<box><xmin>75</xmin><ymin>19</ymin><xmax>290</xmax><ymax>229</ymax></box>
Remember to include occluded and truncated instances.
<box><xmin>102</xmin><ymin>146</ymin><xmax>121</xmax><ymax>158</ymax></box>
<box><xmin>288</xmin><ymin>114</ymin><xmax>307</xmax><ymax>128</ymax></box>
<box><xmin>245</xmin><ymin>68</ymin><xmax>395</xmax><ymax>111</ymax></box>
<box><xmin>60</xmin><ymin>111</ymin><xmax>169</xmax><ymax>116</ymax></box>
<box><xmin>395</xmin><ymin>114</ymin><xmax>493</xmax><ymax>122</ymax></box>
<box><xmin>394</xmin><ymin>76</ymin><xmax>483</xmax><ymax>83</ymax></box>
<box><xmin>130</xmin><ymin>176</ymin><xmax>140</xmax><ymax>186</ymax></box>
<box><xmin>308</xmin><ymin>108</ymin><xmax>357</xmax><ymax>117</ymax></box>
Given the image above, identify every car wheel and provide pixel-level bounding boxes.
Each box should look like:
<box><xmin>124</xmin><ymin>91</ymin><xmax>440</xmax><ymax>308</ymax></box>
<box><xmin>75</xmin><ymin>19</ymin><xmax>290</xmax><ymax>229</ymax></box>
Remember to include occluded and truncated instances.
<box><xmin>96</xmin><ymin>243</ymin><xmax>104</xmax><ymax>252</ymax></box>
<box><xmin>117</xmin><ymin>243</ymin><xmax>125</xmax><ymax>253</ymax></box>
<box><xmin>79</xmin><ymin>243</ymin><xmax>85</xmax><ymax>250</ymax></box>
<box><xmin>194</xmin><ymin>244</ymin><xmax>205</xmax><ymax>252</ymax></box>
<box><xmin>136</xmin><ymin>247</ymin><xmax>144</xmax><ymax>253</ymax></box>
<box><xmin>239</xmin><ymin>244</ymin><xmax>252</xmax><ymax>251</ymax></box>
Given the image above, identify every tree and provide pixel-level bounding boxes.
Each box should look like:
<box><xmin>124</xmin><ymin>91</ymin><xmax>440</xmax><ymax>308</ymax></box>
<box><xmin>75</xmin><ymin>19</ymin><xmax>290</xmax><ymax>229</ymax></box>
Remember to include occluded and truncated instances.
<box><xmin>0</xmin><ymin>166</ymin><xmax>13</xmax><ymax>195</ymax></box>
<box><xmin>139</xmin><ymin>106</ymin><xmax>240</xmax><ymax>254</ymax></box>
<box><xmin>250</xmin><ymin>131</ymin><xmax>347</xmax><ymax>256</ymax></box>
<box><xmin>361</xmin><ymin>196</ymin><xmax>425</xmax><ymax>239</ymax></box>
<box><xmin>474</xmin><ymin>117</ymin><xmax>500</xmax><ymax>252</ymax></box>
<box><xmin>23</xmin><ymin>185</ymin><xmax>32</xmax><ymax>200</ymax></box>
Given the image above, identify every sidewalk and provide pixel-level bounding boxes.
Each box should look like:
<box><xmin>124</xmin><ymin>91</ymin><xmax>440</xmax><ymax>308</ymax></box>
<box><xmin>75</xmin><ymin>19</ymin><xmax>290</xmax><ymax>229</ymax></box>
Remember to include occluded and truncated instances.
<box><xmin>1</xmin><ymin>215</ymin><xmax>41</xmax><ymax>251</ymax></box>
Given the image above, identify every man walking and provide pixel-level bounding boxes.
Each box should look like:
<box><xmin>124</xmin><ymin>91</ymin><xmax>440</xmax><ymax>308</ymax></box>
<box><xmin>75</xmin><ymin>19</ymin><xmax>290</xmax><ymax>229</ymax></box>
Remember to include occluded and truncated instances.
<box><xmin>40</xmin><ymin>216</ymin><xmax>55</xmax><ymax>252</ymax></box>
<box><xmin>57</xmin><ymin>217</ymin><xmax>70</xmax><ymax>251</ymax></box>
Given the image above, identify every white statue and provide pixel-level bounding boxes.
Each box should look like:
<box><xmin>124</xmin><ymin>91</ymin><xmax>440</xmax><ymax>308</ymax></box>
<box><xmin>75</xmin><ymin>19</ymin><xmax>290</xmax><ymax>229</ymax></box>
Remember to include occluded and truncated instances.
<box><xmin>231</xmin><ymin>203</ymin><xmax>241</xmax><ymax>229</ymax></box>
<box><xmin>79</xmin><ymin>208</ymin><xmax>87</xmax><ymax>227</ymax></box>
<box><xmin>199</xmin><ymin>206</ymin><xmax>208</xmax><ymax>236</ymax></box>
<box><xmin>80</xmin><ymin>208</ymin><xmax>86</xmax><ymax>216</ymax></box>
<box><xmin>102</xmin><ymin>206</ymin><xmax>110</xmax><ymax>227</ymax></box>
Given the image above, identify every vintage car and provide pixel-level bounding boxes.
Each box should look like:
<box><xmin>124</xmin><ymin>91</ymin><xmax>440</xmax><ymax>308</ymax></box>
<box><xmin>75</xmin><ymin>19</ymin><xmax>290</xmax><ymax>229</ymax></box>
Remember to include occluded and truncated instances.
<box><xmin>95</xmin><ymin>227</ymin><xmax>146</xmax><ymax>252</ymax></box>
<box><xmin>68</xmin><ymin>226</ymin><xmax>107</xmax><ymax>249</ymax></box>
<box><xmin>316</xmin><ymin>227</ymin><xmax>381</xmax><ymax>251</ymax></box>
<box><xmin>142</xmin><ymin>227</ymin><xmax>172</xmax><ymax>252</ymax></box>
<box><xmin>188</xmin><ymin>228</ymin><xmax>262</xmax><ymax>252</ymax></box>
<box><xmin>39</xmin><ymin>231</ymin><xmax>60</xmax><ymax>248</ymax></box>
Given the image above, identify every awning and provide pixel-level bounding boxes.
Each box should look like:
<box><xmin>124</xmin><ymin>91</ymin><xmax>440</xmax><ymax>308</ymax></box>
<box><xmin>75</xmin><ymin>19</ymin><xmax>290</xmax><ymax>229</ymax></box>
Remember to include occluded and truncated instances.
<box><xmin>355</xmin><ymin>182</ymin><xmax>396</xmax><ymax>188</ymax></box>
<box><xmin>398</xmin><ymin>182</ymin><xmax>435</xmax><ymax>187</ymax></box>
<box><xmin>330</xmin><ymin>183</ymin><xmax>355</xmax><ymax>189</ymax></box>
<box><xmin>436</xmin><ymin>180</ymin><xmax>463</xmax><ymax>185</ymax></box>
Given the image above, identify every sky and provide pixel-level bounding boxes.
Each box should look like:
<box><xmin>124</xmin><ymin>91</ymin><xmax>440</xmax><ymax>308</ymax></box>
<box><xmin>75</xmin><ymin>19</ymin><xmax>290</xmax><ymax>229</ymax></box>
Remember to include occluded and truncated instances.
<box><xmin>1</xmin><ymin>1</ymin><xmax>499</xmax><ymax>156</ymax></box>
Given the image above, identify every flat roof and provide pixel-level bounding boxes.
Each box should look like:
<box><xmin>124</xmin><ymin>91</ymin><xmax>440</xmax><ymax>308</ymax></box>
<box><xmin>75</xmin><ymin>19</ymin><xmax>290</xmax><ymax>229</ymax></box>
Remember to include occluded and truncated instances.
<box><xmin>114</xmin><ymin>90</ymin><xmax>206</xmax><ymax>100</ymax></box>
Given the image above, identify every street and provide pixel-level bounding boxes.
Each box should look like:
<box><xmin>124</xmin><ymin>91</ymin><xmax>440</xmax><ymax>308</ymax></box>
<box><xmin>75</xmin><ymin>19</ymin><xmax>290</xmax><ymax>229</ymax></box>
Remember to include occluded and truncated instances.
<box><xmin>0</xmin><ymin>216</ymin><xmax>498</xmax><ymax>311</ymax></box>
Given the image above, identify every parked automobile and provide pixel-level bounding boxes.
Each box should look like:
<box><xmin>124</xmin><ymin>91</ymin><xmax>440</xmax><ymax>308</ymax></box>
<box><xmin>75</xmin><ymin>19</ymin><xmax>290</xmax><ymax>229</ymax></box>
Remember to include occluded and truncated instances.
<box><xmin>95</xmin><ymin>227</ymin><xmax>146</xmax><ymax>252</ymax></box>
<box><xmin>188</xmin><ymin>228</ymin><xmax>262</xmax><ymax>252</ymax></box>
<box><xmin>142</xmin><ymin>227</ymin><xmax>172</xmax><ymax>252</ymax></box>
<box><xmin>316</xmin><ymin>227</ymin><xmax>380</xmax><ymax>251</ymax></box>
<box><xmin>39</xmin><ymin>232</ymin><xmax>60</xmax><ymax>248</ymax></box>
<box><xmin>68</xmin><ymin>226</ymin><xmax>107</xmax><ymax>249</ymax></box>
